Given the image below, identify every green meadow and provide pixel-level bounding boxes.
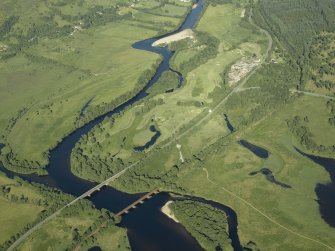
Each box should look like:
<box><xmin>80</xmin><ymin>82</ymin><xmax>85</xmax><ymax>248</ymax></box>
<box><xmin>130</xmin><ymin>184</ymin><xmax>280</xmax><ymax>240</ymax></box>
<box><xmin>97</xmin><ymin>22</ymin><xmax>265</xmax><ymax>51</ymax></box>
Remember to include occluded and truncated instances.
<box><xmin>71</xmin><ymin>3</ymin><xmax>269</xmax><ymax>182</ymax></box>
<box><xmin>0</xmin><ymin>172</ymin><xmax>129</xmax><ymax>250</ymax></box>
<box><xmin>0</xmin><ymin>0</ymin><xmax>192</xmax><ymax>173</ymax></box>
<box><xmin>16</xmin><ymin>204</ymin><xmax>130</xmax><ymax>251</ymax></box>
<box><xmin>0</xmin><ymin>0</ymin><xmax>335</xmax><ymax>250</ymax></box>
<box><xmin>71</xmin><ymin>1</ymin><xmax>334</xmax><ymax>250</ymax></box>
<box><xmin>0</xmin><ymin>174</ymin><xmax>44</xmax><ymax>244</ymax></box>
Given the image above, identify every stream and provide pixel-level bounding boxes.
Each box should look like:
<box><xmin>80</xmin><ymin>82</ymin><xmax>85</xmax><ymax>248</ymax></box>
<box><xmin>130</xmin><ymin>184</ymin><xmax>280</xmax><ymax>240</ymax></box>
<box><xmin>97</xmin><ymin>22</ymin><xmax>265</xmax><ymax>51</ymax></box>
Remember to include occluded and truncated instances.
<box><xmin>0</xmin><ymin>1</ymin><xmax>243</xmax><ymax>250</ymax></box>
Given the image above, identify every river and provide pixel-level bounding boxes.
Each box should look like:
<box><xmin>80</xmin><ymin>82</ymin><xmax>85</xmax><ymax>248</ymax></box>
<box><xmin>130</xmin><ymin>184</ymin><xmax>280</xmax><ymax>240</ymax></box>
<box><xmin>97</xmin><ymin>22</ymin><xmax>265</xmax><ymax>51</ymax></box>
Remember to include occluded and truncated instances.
<box><xmin>0</xmin><ymin>1</ymin><xmax>243</xmax><ymax>250</ymax></box>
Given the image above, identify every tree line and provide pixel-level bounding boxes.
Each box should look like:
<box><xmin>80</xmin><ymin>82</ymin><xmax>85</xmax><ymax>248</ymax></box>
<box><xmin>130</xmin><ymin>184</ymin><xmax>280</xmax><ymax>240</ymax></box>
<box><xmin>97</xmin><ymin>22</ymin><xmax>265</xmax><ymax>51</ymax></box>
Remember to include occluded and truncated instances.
<box><xmin>170</xmin><ymin>200</ymin><xmax>232</xmax><ymax>251</ymax></box>
<box><xmin>287</xmin><ymin>115</ymin><xmax>335</xmax><ymax>154</ymax></box>
<box><xmin>170</xmin><ymin>31</ymin><xmax>220</xmax><ymax>76</ymax></box>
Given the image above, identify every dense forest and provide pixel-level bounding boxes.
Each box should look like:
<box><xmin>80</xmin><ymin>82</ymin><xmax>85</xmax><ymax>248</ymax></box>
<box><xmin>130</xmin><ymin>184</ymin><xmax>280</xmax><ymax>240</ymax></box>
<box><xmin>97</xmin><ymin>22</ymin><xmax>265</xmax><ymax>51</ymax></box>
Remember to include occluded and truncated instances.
<box><xmin>255</xmin><ymin>0</ymin><xmax>335</xmax><ymax>56</ymax></box>
<box><xmin>307</xmin><ymin>33</ymin><xmax>335</xmax><ymax>92</ymax></box>
<box><xmin>170</xmin><ymin>32</ymin><xmax>220</xmax><ymax>75</ymax></box>
<box><xmin>170</xmin><ymin>200</ymin><xmax>232</xmax><ymax>251</ymax></box>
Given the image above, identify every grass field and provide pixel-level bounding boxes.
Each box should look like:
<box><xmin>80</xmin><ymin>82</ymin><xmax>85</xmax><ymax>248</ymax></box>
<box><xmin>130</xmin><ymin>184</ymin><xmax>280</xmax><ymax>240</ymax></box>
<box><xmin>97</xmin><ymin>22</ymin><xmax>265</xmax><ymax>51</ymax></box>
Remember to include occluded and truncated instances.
<box><xmin>0</xmin><ymin>171</ymin><xmax>130</xmax><ymax>250</ymax></box>
<box><xmin>92</xmin><ymin>227</ymin><xmax>130</xmax><ymax>251</ymax></box>
<box><xmin>0</xmin><ymin>174</ymin><xmax>44</xmax><ymax>245</ymax></box>
<box><xmin>71</xmin><ymin>3</ymin><xmax>268</xmax><ymax>178</ymax></box>
<box><xmin>174</xmin><ymin>95</ymin><xmax>335</xmax><ymax>250</ymax></box>
<box><xmin>16</xmin><ymin>205</ymin><xmax>130</xmax><ymax>251</ymax></box>
<box><xmin>1</xmin><ymin>0</ymin><xmax>335</xmax><ymax>250</ymax></box>
<box><xmin>105</xmin><ymin>2</ymin><xmax>335</xmax><ymax>250</ymax></box>
<box><xmin>0</xmin><ymin>0</ymin><xmax>191</xmax><ymax>172</ymax></box>
<box><xmin>0</xmin><ymin>198</ymin><xmax>43</xmax><ymax>245</ymax></box>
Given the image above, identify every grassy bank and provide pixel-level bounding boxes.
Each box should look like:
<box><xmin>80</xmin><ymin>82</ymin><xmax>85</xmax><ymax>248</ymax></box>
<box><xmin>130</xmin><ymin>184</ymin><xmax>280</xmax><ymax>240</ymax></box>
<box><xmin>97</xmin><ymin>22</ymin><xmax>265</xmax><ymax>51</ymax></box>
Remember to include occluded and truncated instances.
<box><xmin>0</xmin><ymin>0</ymin><xmax>192</xmax><ymax>173</ymax></box>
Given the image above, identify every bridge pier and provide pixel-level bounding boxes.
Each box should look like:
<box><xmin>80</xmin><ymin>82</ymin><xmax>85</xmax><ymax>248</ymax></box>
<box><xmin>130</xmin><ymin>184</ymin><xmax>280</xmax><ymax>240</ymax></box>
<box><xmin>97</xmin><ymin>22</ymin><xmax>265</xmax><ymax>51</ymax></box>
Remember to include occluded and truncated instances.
<box><xmin>115</xmin><ymin>188</ymin><xmax>160</xmax><ymax>217</ymax></box>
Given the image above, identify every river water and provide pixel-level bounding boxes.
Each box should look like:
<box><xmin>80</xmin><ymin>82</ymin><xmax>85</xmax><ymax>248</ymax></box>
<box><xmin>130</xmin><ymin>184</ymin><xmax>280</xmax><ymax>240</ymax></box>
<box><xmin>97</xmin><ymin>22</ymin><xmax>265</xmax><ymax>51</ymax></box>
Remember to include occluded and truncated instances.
<box><xmin>0</xmin><ymin>1</ymin><xmax>243</xmax><ymax>250</ymax></box>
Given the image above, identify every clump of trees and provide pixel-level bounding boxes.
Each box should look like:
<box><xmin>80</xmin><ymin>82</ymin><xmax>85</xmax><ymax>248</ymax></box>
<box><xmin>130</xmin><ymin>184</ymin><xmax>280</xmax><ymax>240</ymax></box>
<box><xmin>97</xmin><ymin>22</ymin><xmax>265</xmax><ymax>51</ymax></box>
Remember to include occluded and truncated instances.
<box><xmin>171</xmin><ymin>32</ymin><xmax>220</xmax><ymax>75</ymax></box>
<box><xmin>0</xmin><ymin>175</ymin><xmax>75</xmax><ymax>250</ymax></box>
<box><xmin>225</xmin><ymin>61</ymin><xmax>298</xmax><ymax>129</ymax></box>
<box><xmin>0</xmin><ymin>105</ymin><xmax>49</xmax><ymax>173</ymax></box>
<box><xmin>0</xmin><ymin>172</ymin><xmax>127</xmax><ymax>250</ymax></box>
<box><xmin>207</xmin><ymin>0</ymin><xmax>232</xmax><ymax>6</ymax></box>
<box><xmin>71</xmin><ymin>93</ymin><xmax>167</xmax><ymax>182</ymax></box>
<box><xmin>65</xmin><ymin>208</ymin><xmax>130</xmax><ymax>251</ymax></box>
<box><xmin>71</xmin><ymin>148</ymin><xmax>127</xmax><ymax>182</ymax></box>
<box><xmin>287</xmin><ymin>115</ymin><xmax>335</xmax><ymax>154</ymax></box>
<box><xmin>255</xmin><ymin>0</ymin><xmax>335</xmax><ymax>57</ymax></box>
<box><xmin>308</xmin><ymin>33</ymin><xmax>335</xmax><ymax>91</ymax></box>
<box><xmin>0</xmin><ymin>16</ymin><xmax>19</xmax><ymax>37</ymax></box>
<box><xmin>253</xmin><ymin>0</ymin><xmax>335</xmax><ymax>90</ymax></box>
<box><xmin>149</xmin><ymin>70</ymin><xmax>180</xmax><ymax>95</ymax></box>
<box><xmin>170</xmin><ymin>200</ymin><xmax>232</xmax><ymax>251</ymax></box>
<box><xmin>0</xmin><ymin>4</ymin><xmax>134</xmax><ymax>60</ymax></box>
<box><xmin>327</xmin><ymin>100</ymin><xmax>335</xmax><ymax>127</ymax></box>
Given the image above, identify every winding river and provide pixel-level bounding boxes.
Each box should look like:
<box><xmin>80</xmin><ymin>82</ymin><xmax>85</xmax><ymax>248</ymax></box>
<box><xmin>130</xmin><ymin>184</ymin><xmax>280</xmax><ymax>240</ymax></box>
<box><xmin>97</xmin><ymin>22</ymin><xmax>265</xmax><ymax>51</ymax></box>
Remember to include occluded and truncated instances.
<box><xmin>0</xmin><ymin>1</ymin><xmax>243</xmax><ymax>250</ymax></box>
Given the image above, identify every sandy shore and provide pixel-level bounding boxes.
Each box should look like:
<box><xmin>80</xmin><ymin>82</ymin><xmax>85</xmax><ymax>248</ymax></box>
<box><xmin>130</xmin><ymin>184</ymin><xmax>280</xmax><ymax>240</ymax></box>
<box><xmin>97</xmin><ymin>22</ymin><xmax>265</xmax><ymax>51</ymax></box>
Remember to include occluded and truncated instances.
<box><xmin>152</xmin><ymin>29</ymin><xmax>194</xmax><ymax>47</ymax></box>
<box><xmin>161</xmin><ymin>201</ymin><xmax>179</xmax><ymax>222</ymax></box>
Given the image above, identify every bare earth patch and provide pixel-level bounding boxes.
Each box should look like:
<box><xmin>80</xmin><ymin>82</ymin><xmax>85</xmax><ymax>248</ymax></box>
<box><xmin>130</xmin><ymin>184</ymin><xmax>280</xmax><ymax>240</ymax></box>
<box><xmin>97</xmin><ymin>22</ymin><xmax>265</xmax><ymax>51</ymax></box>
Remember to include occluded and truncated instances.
<box><xmin>228</xmin><ymin>56</ymin><xmax>260</xmax><ymax>85</ymax></box>
<box><xmin>152</xmin><ymin>29</ymin><xmax>194</xmax><ymax>47</ymax></box>
<box><xmin>240</xmin><ymin>9</ymin><xmax>245</xmax><ymax>18</ymax></box>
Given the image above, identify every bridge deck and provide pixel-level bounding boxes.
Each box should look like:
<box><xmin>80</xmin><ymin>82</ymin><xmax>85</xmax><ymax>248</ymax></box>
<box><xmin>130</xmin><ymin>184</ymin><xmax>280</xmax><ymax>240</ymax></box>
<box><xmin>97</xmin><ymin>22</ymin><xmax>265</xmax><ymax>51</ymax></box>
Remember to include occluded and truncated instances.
<box><xmin>115</xmin><ymin>188</ymin><xmax>159</xmax><ymax>216</ymax></box>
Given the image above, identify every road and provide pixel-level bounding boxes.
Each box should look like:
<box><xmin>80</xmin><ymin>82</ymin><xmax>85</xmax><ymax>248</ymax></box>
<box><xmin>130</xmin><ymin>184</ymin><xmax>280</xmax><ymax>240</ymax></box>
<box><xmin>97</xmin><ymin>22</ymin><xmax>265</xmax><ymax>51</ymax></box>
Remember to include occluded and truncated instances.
<box><xmin>236</xmin><ymin>86</ymin><xmax>261</xmax><ymax>92</ymax></box>
<box><xmin>161</xmin><ymin>8</ymin><xmax>273</xmax><ymax>148</ymax></box>
<box><xmin>7</xmin><ymin>161</ymin><xmax>139</xmax><ymax>251</ymax></box>
<box><xmin>7</xmin><ymin>6</ymin><xmax>273</xmax><ymax>251</ymax></box>
<box><xmin>290</xmin><ymin>89</ymin><xmax>335</xmax><ymax>100</ymax></box>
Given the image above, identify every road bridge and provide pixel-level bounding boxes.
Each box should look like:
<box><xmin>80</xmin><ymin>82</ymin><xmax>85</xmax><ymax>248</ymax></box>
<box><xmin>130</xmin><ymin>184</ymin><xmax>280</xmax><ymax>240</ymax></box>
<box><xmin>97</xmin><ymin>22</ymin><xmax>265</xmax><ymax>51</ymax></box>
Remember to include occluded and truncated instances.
<box><xmin>7</xmin><ymin>161</ymin><xmax>139</xmax><ymax>251</ymax></box>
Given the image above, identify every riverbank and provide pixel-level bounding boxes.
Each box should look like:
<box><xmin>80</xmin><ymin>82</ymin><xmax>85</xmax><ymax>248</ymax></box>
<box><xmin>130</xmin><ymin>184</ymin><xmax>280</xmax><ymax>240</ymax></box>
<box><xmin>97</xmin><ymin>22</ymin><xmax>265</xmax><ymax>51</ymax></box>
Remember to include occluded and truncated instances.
<box><xmin>2</xmin><ymin>1</ymin><xmax>209</xmax><ymax>251</ymax></box>
<box><xmin>161</xmin><ymin>201</ymin><xmax>179</xmax><ymax>222</ymax></box>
